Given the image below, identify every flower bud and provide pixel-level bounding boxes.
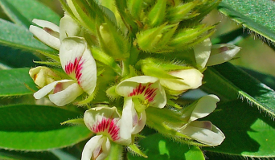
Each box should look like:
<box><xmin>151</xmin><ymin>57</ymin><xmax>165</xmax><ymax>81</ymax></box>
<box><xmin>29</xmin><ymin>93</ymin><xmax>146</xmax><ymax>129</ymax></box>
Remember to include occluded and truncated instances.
<box><xmin>147</xmin><ymin>0</ymin><xmax>166</xmax><ymax>27</ymax></box>
<box><xmin>167</xmin><ymin>2</ymin><xmax>197</xmax><ymax>24</ymax></box>
<box><xmin>160</xmin><ymin>68</ymin><xmax>203</xmax><ymax>95</ymax></box>
<box><xmin>29</xmin><ymin>66</ymin><xmax>58</xmax><ymax>88</ymax></box>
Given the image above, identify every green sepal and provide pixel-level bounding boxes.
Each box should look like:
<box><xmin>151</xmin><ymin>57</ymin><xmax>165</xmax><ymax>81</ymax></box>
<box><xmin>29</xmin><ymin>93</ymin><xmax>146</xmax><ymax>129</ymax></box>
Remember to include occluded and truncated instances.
<box><xmin>106</xmin><ymin>85</ymin><xmax>120</xmax><ymax>99</ymax></box>
<box><xmin>127</xmin><ymin>0</ymin><xmax>143</xmax><ymax>20</ymax></box>
<box><xmin>97</xmin><ymin>23</ymin><xmax>130</xmax><ymax>60</ymax></box>
<box><xmin>167</xmin><ymin>2</ymin><xmax>197</xmax><ymax>23</ymax></box>
<box><xmin>33</xmin><ymin>61</ymin><xmax>61</xmax><ymax>67</ymax></box>
<box><xmin>91</xmin><ymin>47</ymin><xmax>122</xmax><ymax>75</ymax></box>
<box><xmin>136</xmin><ymin>24</ymin><xmax>166</xmax><ymax>52</ymax></box>
<box><xmin>61</xmin><ymin>118</ymin><xmax>85</xmax><ymax>125</ymax></box>
<box><xmin>155</xmin><ymin>23</ymin><xmax>178</xmax><ymax>53</ymax></box>
<box><xmin>147</xmin><ymin>0</ymin><xmax>167</xmax><ymax>27</ymax></box>
<box><xmin>128</xmin><ymin>143</ymin><xmax>148</xmax><ymax>158</ymax></box>
<box><xmin>169</xmin><ymin>25</ymin><xmax>215</xmax><ymax>49</ymax></box>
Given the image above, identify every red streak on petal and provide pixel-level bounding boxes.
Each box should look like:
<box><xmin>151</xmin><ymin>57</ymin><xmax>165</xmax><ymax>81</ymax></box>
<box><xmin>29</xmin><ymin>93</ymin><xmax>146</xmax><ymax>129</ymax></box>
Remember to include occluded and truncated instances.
<box><xmin>128</xmin><ymin>83</ymin><xmax>157</xmax><ymax>102</ymax></box>
<box><xmin>91</xmin><ymin>117</ymin><xmax>120</xmax><ymax>141</ymax></box>
<box><xmin>64</xmin><ymin>57</ymin><xmax>84</xmax><ymax>85</ymax></box>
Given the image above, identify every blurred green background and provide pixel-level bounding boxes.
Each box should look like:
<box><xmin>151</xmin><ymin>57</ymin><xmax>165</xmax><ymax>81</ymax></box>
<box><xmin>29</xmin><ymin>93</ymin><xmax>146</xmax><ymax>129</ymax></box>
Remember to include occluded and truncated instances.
<box><xmin>1</xmin><ymin>0</ymin><xmax>274</xmax><ymax>76</ymax></box>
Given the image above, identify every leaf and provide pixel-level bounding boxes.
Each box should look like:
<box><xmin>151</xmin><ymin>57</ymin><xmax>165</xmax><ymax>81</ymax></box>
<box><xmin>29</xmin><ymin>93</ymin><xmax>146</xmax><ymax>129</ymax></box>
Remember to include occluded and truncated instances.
<box><xmin>127</xmin><ymin>133</ymin><xmax>205</xmax><ymax>160</ymax></box>
<box><xmin>218</xmin><ymin>0</ymin><xmax>275</xmax><ymax>44</ymax></box>
<box><xmin>0</xmin><ymin>19</ymin><xmax>56</xmax><ymax>54</ymax></box>
<box><xmin>0</xmin><ymin>104</ymin><xmax>91</xmax><ymax>151</ymax></box>
<box><xmin>203</xmin><ymin>100</ymin><xmax>275</xmax><ymax>159</ymax></box>
<box><xmin>0</xmin><ymin>149</ymin><xmax>59</xmax><ymax>160</ymax></box>
<box><xmin>0</xmin><ymin>44</ymin><xmax>39</xmax><ymax>68</ymax></box>
<box><xmin>0</xmin><ymin>68</ymin><xmax>37</xmax><ymax>97</ymax></box>
<box><xmin>0</xmin><ymin>0</ymin><xmax>60</xmax><ymax>27</ymax></box>
<box><xmin>202</xmin><ymin>62</ymin><xmax>275</xmax><ymax>118</ymax></box>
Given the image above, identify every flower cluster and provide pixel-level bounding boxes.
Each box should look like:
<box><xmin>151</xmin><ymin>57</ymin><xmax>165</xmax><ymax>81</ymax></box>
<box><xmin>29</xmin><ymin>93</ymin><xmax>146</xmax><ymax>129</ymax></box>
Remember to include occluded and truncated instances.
<box><xmin>28</xmin><ymin>1</ymin><xmax>240</xmax><ymax>159</ymax></box>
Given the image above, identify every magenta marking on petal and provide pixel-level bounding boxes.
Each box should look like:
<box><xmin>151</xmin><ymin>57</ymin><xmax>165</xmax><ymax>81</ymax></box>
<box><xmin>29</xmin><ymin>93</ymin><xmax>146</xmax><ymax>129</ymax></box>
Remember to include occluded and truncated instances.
<box><xmin>91</xmin><ymin>117</ymin><xmax>120</xmax><ymax>141</ymax></box>
<box><xmin>64</xmin><ymin>57</ymin><xmax>84</xmax><ymax>85</ymax></box>
<box><xmin>128</xmin><ymin>83</ymin><xmax>157</xmax><ymax>102</ymax></box>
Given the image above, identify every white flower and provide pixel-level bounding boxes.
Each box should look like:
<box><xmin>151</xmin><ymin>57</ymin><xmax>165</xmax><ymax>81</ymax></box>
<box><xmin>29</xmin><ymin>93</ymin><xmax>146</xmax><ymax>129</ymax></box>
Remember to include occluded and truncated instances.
<box><xmin>159</xmin><ymin>68</ymin><xmax>203</xmax><ymax>95</ymax></box>
<box><xmin>29</xmin><ymin>14</ymin><xmax>80</xmax><ymax>50</ymax></box>
<box><xmin>33</xmin><ymin>37</ymin><xmax>97</xmax><ymax>106</ymax></box>
<box><xmin>194</xmin><ymin>38</ymin><xmax>240</xmax><ymax>69</ymax></box>
<box><xmin>177</xmin><ymin>95</ymin><xmax>225</xmax><ymax>146</ymax></box>
<box><xmin>29</xmin><ymin>66</ymin><xmax>58</xmax><ymax>88</ymax></box>
<box><xmin>116</xmin><ymin>76</ymin><xmax>167</xmax><ymax>110</ymax></box>
<box><xmin>82</xmin><ymin>103</ymin><xmax>143</xmax><ymax>160</ymax></box>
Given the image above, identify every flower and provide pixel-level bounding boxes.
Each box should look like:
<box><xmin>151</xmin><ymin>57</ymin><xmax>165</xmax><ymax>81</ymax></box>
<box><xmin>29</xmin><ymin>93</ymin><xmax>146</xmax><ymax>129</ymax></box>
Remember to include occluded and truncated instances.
<box><xmin>194</xmin><ymin>38</ymin><xmax>240</xmax><ymax>69</ymax></box>
<box><xmin>82</xmin><ymin>101</ymin><xmax>145</xmax><ymax>160</ymax></box>
<box><xmin>172</xmin><ymin>95</ymin><xmax>225</xmax><ymax>146</ymax></box>
<box><xmin>29</xmin><ymin>14</ymin><xmax>80</xmax><ymax>50</ymax></box>
<box><xmin>29</xmin><ymin>66</ymin><xmax>58</xmax><ymax>88</ymax></box>
<box><xmin>116</xmin><ymin>76</ymin><xmax>167</xmax><ymax>112</ymax></box>
<box><xmin>159</xmin><ymin>68</ymin><xmax>203</xmax><ymax>95</ymax></box>
<box><xmin>33</xmin><ymin>37</ymin><xmax>97</xmax><ymax>106</ymax></box>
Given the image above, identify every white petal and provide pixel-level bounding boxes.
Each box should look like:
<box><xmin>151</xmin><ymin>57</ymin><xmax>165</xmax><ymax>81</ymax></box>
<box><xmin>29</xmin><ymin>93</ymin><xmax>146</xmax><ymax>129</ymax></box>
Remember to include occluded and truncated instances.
<box><xmin>84</xmin><ymin>106</ymin><xmax>120</xmax><ymax>132</ymax></box>
<box><xmin>160</xmin><ymin>69</ymin><xmax>203</xmax><ymax>92</ymax></box>
<box><xmin>32</xmin><ymin>19</ymin><xmax>59</xmax><ymax>32</ymax></box>
<box><xmin>29</xmin><ymin>66</ymin><xmax>56</xmax><ymax>88</ymax></box>
<box><xmin>60</xmin><ymin>37</ymin><xmax>97</xmax><ymax>95</ymax></box>
<box><xmin>179</xmin><ymin>121</ymin><xmax>225</xmax><ymax>146</ymax></box>
<box><xmin>48</xmin><ymin>82</ymin><xmax>83</xmax><ymax>106</ymax></box>
<box><xmin>81</xmin><ymin>135</ymin><xmax>111</xmax><ymax>160</ymax></box>
<box><xmin>117</xmin><ymin>98</ymin><xmax>133</xmax><ymax>145</ymax></box>
<box><xmin>116</xmin><ymin>76</ymin><xmax>159</xmax><ymax>97</ymax></box>
<box><xmin>194</xmin><ymin>38</ymin><xmax>212</xmax><ymax>69</ymax></box>
<box><xmin>132</xmin><ymin>110</ymin><xmax>146</xmax><ymax>134</ymax></box>
<box><xmin>207</xmin><ymin>44</ymin><xmax>240</xmax><ymax>66</ymax></box>
<box><xmin>33</xmin><ymin>79</ymin><xmax>72</xmax><ymax>99</ymax></box>
<box><xmin>182</xmin><ymin>95</ymin><xmax>220</xmax><ymax>122</ymax></box>
<box><xmin>59</xmin><ymin>14</ymin><xmax>81</xmax><ymax>40</ymax></box>
<box><xmin>116</xmin><ymin>76</ymin><xmax>166</xmax><ymax>108</ymax></box>
<box><xmin>29</xmin><ymin>25</ymin><xmax>60</xmax><ymax>50</ymax></box>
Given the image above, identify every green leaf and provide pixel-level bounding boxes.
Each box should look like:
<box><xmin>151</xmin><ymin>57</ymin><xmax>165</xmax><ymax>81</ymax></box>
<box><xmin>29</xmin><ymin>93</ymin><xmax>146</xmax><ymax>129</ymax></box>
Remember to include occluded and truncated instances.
<box><xmin>0</xmin><ymin>0</ymin><xmax>60</xmax><ymax>27</ymax></box>
<box><xmin>0</xmin><ymin>149</ymin><xmax>59</xmax><ymax>160</ymax></box>
<box><xmin>218</xmin><ymin>0</ymin><xmax>275</xmax><ymax>43</ymax></box>
<box><xmin>203</xmin><ymin>100</ymin><xmax>275</xmax><ymax>159</ymax></box>
<box><xmin>0</xmin><ymin>104</ymin><xmax>91</xmax><ymax>151</ymax></box>
<box><xmin>0</xmin><ymin>19</ymin><xmax>56</xmax><ymax>54</ymax></box>
<box><xmin>202</xmin><ymin>62</ymin><xmax>275</xmax><ymax>117</ymax></box>
<box><xmin>0</xmin><ymin>44</ymin><xmax>39</xmax><ymax>68</ymax></box>
<box><xmin>127</xmin><ymin>134</ymin><xmax>205</xmax><ymax>160</ymax></box>
<box><xmin>0</xmin><ymin>68</ymin><xmax>38</xmax><ymax>97</ymax></box>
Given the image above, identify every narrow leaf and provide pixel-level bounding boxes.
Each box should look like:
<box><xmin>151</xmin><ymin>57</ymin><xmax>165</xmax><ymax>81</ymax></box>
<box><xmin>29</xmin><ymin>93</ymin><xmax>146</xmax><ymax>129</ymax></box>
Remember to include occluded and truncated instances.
<box><xmin>0</xmin><ymin>104</ymin><xmax>91</xmax><ymax>151</ymax></box>
<box><xmin>203</xmin><ymin>100</ymin><xmax>275</xmax><ymax>158</ymax></box>
<box><xmin>0</xmin><ymin>0</ymin><xmax>60</xmax><ymax>27</ymax></box>
<box><xmin>0</xmin><ymin>149</ymin><xmax>59</xmax><ymax>160</ymax></box>
<box><xmin>218</xmin><ymin>0</ymin><xmax>275</xmax><ymax>43</ymax></box>
<box><xmin>202</xmin><ymin>63</ymin><xmax>275</xmax><ymax>118</ymax></box>
<box><xmin>127</xmin><ymin>134</ymin><xmax>205</xmax><ymax>160</ymax></box>
<box><xmin>0</xmin><ymin>68</ymin><xmax>37</xmax><ymax>97</ymax></box>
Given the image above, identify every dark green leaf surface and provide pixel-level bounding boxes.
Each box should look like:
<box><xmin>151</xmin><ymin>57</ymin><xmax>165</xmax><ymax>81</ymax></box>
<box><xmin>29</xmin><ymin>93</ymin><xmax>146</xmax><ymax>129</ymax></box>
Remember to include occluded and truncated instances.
<box><xmin>202</xmin><ymin>63</ymin><xmax>275</xmax><ymax>117</ymax></box>
<box><xmin>0</xmin><ymin>19</ymin><xmax>56</xmax><ymax>54</ymax></box>
<box><xmin>0</xmin><ymin>149</ymin><xmax>59</xmax><ymax>160</ymax></box>
<box><xmin>0</xmin><ymin>68</ymin><xmax>38</xmax><ymax>97</ymax></box>
<box><xmin>218</xmin><ymin>0</ymin><xmax>275</xmax><ymax>43</ymax></box>
<box><xmin>0</xmin><ymin>44</ymin><xmax>39</xmax><ymax>68</ymax></box>
<box><xmin>127</xmin><ymin>133</ymin><xmax>205</xmax><ymax>160</ymax></box>
<box><xmin>0</xmin><ymin>0</ymin><xmax>60</xmax><ymax>27</ymax></box>
<box><xmin>0</xmin><ymin>104</ymin><xmax>91</xmax><ymax>151</ymax></box>
<box><xmin>203</xmin><ymin>100</ymin><xmax>275</xmax><ymax>158</ymax></box>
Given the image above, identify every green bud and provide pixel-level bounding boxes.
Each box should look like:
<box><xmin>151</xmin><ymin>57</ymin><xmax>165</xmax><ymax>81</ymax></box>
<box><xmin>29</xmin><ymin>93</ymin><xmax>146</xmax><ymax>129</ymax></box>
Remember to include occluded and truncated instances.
<box><xmin>167</xmin><ymin>2</ymin><xmax>197</xmax><ymax>23</ymax></box>
<box><xmin>169</xmin><ymin>25</ymin><xmax>214</xmax><ymax>49</ymax></box>
<box><xmin>127</xmin><ymin>0</ymin><xmax>144</xmax><ymax>20</ymax></box>
<box><xmin>147</xmin><ymin>0</ymin><xmax>167</xmax><ymax>27</ymax></box>
<box><xmin>91</xmin><ymin>47</ymin><xmax>122</xmax><ymax>75</ymax></box>
<box><xmin>98</xmin><ymin>23</ymin><xmax>130</xmax><ymax>60</ymax></box>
